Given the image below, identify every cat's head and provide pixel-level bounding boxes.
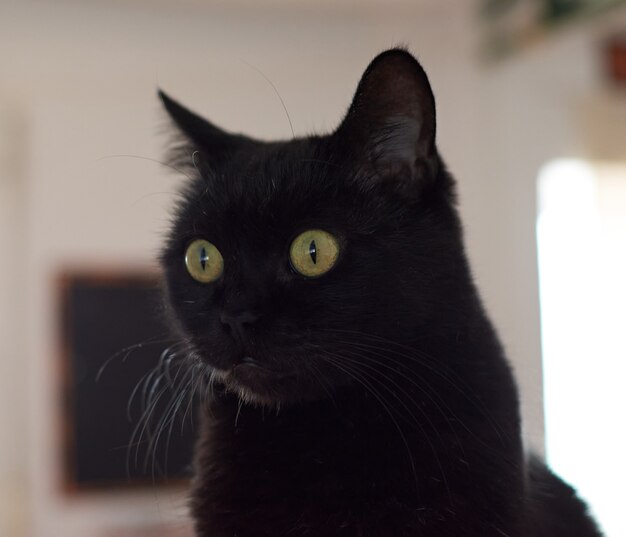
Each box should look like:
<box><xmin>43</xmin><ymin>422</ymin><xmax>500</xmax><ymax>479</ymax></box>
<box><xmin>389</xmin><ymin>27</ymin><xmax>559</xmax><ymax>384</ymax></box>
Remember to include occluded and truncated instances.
<box><xmin>160</xmin><ymin>49</ymin><xmax>467</xmax><ymax>406</ymax></box>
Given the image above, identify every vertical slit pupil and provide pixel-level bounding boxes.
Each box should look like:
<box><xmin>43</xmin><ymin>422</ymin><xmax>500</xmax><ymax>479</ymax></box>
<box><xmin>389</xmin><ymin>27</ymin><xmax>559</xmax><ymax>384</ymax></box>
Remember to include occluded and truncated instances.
<box><xmin>200</xmin><ymin>247</ymin><xmax>208</xmax><ymax>270</ymax></box>
<box><xmin>309</xmin><ymin>240</ymin><xmax>317</xmax><ymax>264</ymax></box>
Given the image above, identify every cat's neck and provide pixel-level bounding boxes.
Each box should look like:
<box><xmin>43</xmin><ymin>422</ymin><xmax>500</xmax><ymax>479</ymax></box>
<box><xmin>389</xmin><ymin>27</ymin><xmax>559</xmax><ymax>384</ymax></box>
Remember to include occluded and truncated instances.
<box><xmin>193</xmin><ymin>366</ymin><xmax>525</xmax><ymax>536</ymax></box>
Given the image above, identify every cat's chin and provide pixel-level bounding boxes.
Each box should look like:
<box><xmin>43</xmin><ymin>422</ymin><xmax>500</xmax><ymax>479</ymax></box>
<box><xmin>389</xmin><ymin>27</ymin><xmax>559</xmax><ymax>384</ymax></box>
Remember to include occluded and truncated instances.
<box><xmin>209</xmin><ymin>364</ymin><xmax>303</xmax><ymax>408</ymax></box>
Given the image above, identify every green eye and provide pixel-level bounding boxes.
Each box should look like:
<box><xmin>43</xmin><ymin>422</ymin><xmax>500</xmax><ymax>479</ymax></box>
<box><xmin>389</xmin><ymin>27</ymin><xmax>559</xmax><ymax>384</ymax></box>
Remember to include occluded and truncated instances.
<box><xmin>289</xmin><ymin>229</ymin><xmax>340</xmax><ymax>278</ymax></box>
<box><xmin>185</xmin><ymin>239</ymin><xmax>224</xmax><ymax>283</ymax></box>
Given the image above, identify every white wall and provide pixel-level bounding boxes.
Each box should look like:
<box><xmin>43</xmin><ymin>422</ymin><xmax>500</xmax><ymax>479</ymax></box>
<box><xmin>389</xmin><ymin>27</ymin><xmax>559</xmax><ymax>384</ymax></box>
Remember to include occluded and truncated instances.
<box><xmin>1</xmin><ymin>1</ymin><xmax>623</xmax><ymax>535</ymax></box>
<box><xmin>0</xmin><ymin>105</ymin><xmax>30</xmax><ymax>537</ymax></box>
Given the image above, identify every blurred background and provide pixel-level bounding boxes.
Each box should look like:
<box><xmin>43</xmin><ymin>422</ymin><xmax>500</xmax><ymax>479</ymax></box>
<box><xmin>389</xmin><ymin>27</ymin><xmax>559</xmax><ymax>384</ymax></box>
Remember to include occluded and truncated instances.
<box><xmin>1</xmin><ymin>0</ymin><xmax>625</xmax><ymax>536</ymax></box>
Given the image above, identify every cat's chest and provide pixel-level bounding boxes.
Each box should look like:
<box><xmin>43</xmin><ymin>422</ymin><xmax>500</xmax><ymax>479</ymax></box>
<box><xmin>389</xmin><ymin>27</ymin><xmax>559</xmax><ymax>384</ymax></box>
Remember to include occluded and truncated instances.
<box><xmin>195</xmin><ymin>409</ymin><xmax>435</xmax><ymax>536</ymax></box>
<box><xmin>191</xmin><ymin>403</ymin><xmax>523</xmax><ymax>537</ymax></box>
<box><xmin>207</xmin><ymin>410</ymin><xmax>401</xmax><ymax>497</ymax></box>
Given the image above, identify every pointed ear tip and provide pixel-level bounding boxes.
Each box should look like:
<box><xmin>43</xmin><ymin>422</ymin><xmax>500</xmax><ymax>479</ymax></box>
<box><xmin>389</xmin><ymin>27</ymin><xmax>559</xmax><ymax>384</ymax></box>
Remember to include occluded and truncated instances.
<box><xmin>370</xmin><ymin>48</ymin><xmax>426</xmax><ymax>72</ymax></box>
<box><xmin>157</xmin><ymin>89</ymin><xmax>185</xmax><ymax>118</ymax></box>
<box><xmin>365</xmin><ymin>48</ymin><xmax>431</xmax><ymax>83</ymax></box>
<box><xmin>157</xmin><ymin>88</ymin><xmax>172</xmax><ymax>105</ymax></box>
<box><xmin>360</xmin><ymin>48</ymin><xmax>432</xmax><ymax>100</ymax></box>
<box><xmin>375</xmin><ymin>47</ymin><xmax>414</xmax><ymax>60</ymax></box>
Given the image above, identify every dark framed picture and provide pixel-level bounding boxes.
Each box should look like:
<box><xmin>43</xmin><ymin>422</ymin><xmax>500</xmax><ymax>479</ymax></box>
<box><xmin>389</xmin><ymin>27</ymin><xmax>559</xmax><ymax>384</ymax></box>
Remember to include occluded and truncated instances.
<box><xmin>58</xmin><ymin>270</ymin><xmax>196</xmax><ymax>491</ymax></box>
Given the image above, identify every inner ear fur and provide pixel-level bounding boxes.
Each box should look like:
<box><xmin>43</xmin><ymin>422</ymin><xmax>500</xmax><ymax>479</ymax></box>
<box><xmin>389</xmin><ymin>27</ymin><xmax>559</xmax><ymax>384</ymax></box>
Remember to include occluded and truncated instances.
<box><xmin>159</xmin><ymin>89</ymin><xmax>256</xmax><ymax>172</ymax></box>
<box><xmin>335</xmin><ymin>49</ymin><xmax>438</xmax><ymax>190</ymax></box>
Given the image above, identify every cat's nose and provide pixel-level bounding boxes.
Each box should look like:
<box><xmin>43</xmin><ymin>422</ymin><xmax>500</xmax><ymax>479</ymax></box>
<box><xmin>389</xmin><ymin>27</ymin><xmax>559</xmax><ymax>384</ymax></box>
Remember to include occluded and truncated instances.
<box><xmin>220</xmin><ymin>309</ymin><xmax>259</xmax><ymax>340</ymax></box>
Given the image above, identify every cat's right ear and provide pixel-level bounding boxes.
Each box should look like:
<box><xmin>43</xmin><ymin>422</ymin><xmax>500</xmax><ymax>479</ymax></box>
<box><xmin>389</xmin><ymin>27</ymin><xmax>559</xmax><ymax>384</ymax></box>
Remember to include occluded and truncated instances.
<box><xmin>158</xmin><ymin>90</ymin><xmax>255</xmax><ymax>170</ymax></box>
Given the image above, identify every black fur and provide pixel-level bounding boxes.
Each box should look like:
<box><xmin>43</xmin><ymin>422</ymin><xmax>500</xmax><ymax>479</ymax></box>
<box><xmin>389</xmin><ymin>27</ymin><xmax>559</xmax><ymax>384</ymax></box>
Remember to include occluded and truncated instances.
<box><xmin>159</xmin><ymin>49</ymin><xmax>601</xmax><ymax>536</ymax></box>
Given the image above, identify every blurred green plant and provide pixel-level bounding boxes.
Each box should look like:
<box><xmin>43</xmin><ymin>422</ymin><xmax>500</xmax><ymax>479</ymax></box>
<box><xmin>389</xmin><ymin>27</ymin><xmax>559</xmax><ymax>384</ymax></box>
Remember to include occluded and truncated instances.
<box><xmin>482</xmin><ymin>0</ymin><xmax>522</xmax><ymax>19</ymax></box>
<box><xmin>482</xmin><ymin>0</ymin><xmax>626</xmax><ymax>23</ymax></box>
<box><xmin>481</xmin><ymin>0</ymin><xmax>626</xmax><ymax>60</ymax></box>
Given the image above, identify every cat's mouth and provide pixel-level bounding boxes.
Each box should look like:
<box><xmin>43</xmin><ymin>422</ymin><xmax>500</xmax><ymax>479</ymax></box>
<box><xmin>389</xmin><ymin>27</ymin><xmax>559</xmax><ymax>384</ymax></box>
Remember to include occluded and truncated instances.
<box><xmin>236</xmin><ymin>355</ymin><xmax>271</xmax><ymax>370</ymax></box>
<box><xmin>217</xmin><ymin>356</ymin><xmax>298</xmax><ymax>405</ymax></box>
<box><xmin>231</xmin><ymin>357</ymin><xmax>279</xmax><ymax>382</ymax></box>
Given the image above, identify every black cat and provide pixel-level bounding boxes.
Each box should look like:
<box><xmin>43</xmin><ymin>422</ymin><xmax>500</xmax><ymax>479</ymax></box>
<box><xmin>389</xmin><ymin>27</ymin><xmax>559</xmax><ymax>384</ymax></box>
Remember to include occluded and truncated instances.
<box><xmin>158</xmin><ymin>49</ymin><xmax>601</xmax><ymax>536</ymax></box>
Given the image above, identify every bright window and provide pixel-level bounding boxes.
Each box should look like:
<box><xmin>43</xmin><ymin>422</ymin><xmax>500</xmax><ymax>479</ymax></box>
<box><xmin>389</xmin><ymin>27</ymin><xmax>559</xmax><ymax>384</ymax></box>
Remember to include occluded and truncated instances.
<box><xmin>537</xmin><ymin>159</ymin><xmax>626</xmax><ymax>537</ymax></box>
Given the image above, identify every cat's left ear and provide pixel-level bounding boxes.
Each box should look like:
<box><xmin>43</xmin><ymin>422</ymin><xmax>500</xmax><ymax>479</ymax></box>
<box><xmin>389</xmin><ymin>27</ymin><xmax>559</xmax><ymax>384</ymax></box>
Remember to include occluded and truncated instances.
<box><xmin>159</xmin><ymin>90</ymin><xmax>256</xmax><ymax>170</ymax></box>
<box><xmin>334</xmin><ymin>49</ymin><xmax>438</xmax><ymax>193</ymax></box>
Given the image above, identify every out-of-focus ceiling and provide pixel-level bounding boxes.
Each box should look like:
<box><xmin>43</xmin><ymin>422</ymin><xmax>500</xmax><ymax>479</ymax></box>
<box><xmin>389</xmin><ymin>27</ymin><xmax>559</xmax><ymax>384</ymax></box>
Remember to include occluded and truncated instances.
<box><xmin>108</xmin><ymin>0</ymin><xmax>468</xmax><ymax>15</ymax></box>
